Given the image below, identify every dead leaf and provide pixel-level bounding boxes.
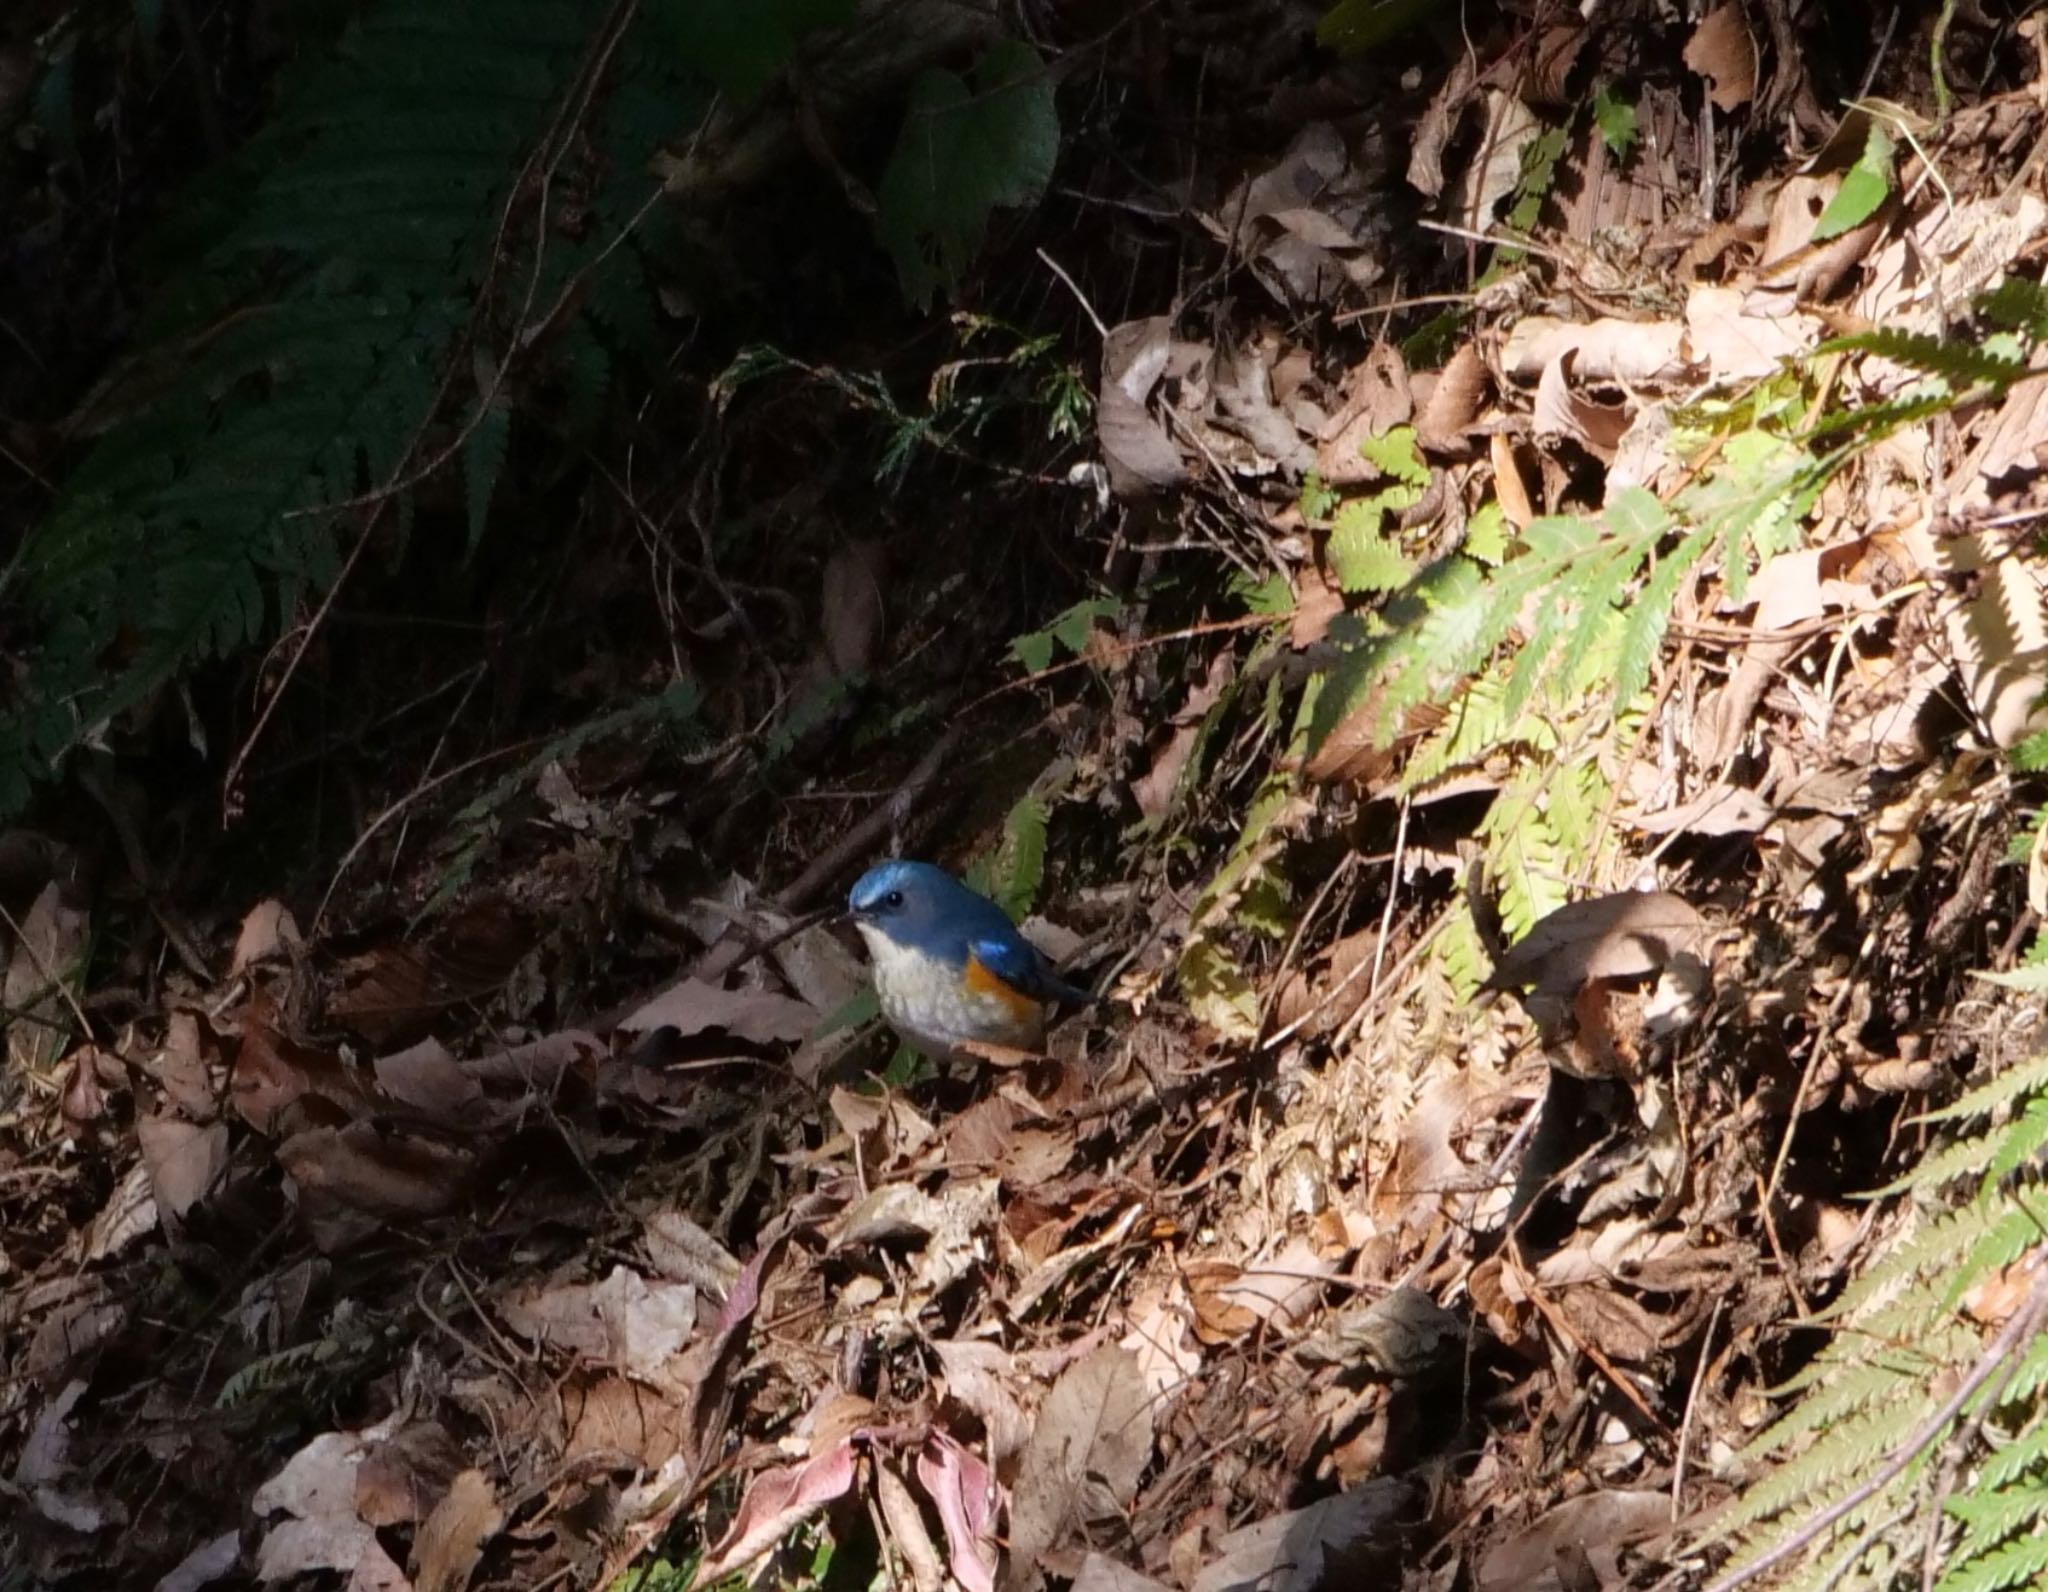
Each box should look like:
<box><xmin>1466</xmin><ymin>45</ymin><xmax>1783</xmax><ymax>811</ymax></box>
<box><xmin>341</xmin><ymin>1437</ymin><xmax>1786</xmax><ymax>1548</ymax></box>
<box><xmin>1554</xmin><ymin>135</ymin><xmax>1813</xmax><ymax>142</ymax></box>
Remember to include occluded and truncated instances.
<box><xmin>499</xmin><ymin>1266</ymin><xmax>698</xmax><ymax>1378</ymax></box>
<box><xmin>1133</xmin><ymin>650</ymin><xmax>1236</xmax><ymax>819</ymax></box>
<box><xmin>1006</xmin><ymin>1346</ymin><xmax>1155</xmax><ymax>1578</ymax></box>
<box><xmin>412</xmin><ymin>1469</ymin><xmax>501</xmax><ymax>1592</ymax></box>
<box><xmin>1502</xmin><ymin>317</ymin><xmax>1690</xmax><ymax>387</ymax></box>
<box><xmin>1100</xmin><ymin>317</ymin><xmax>1195</xmax><ymax>497</ymax></box>
<box><xmin>1190</xmin><ymin>1479</ymin><xmax>1415</xmax><ymax>1592</ymax></box>
<box><xmin>1483</xmin><ymin>890</ymin><xmax>1711</xmax><ymax>999</ymax></box>
<box><xmin>1475</xmin><ymin>1488</ymin><xmax>1670</xmax><ymax>1590</ymax></box>
<box><xmin>86</xmin><ymin>1161</ymin><xmax>159</xmax><ymax>1261</ymax></box>
<box><xmin>563</xmin><ymin>1375</ymin><xmax>691</xmax><ymax>1469</ymax></box>
<box><xmin>137</xmin><ymin>1113</ymin><xmax>228</xmax><ymax>1223</ymax></box>
<box><xmin>821</xmin><ymin>538</ymin><xmax>887</xmax><ymax>678</ymax></box>
<box><xmin>876</xmin><ymin>1460</ymin><xmax>947</xmax><ymax>1592</ymax></box>
<box><xmin>932</xmin><ymin>1338</ymin><xmax>1032</xmax><ymax>1462</ymax></box>
<box><xmin>153</xmin><ymin>1532</ymin><xmax>241</xmax><ymax>1592</ymax></box>
<box><xmin>373</xmin><ymin>1039</ymin><xmax>488</xmax><ymax>1127</ymax></box>
<box><xmin>1455</xmin><ymin>91</ymin><xmax>1541</xmax><ymax>231</ymax></box>
<box><xmin>1683</xmin><ymin>4</ymin><xmax>1756</xmax><ymax>111</ymax></box>
<box><xmin>5</xmin><ymin>879</ymin><xmax>87</xmax><ymax>1083</ymax></box>
<box><xmin>276</xmin><ymin>1124</ymin><xmax>472</xmax><ymax>1226</ymax></box>
<box><xmin>690</xmin><ymin>1440</ymin><xmax>859</xmax><ymax>1588</ymax></box>
<box><xmin>1070</xmin><ymin>1556</ymin><xmax>1175</xmax><ymax>1592</ymax></box>
<box><xmin>617</xmin><ymin>977</ymin><xmax>817</xmax><ymax>1044</ymax></box>
<box><xmin>252</xmin><ymin>1424</ymin><xmax>411</xmax><ymax>1589</ymax></box>
<box><xmin>917</xmin><ymin>1433</ymin><xmax>999</xmax><ymax>1592</ymax></box>
<box><xmin>231</xmin><ymin>899</ymin><xmax>303</xmax><ymax>976</ymax></box>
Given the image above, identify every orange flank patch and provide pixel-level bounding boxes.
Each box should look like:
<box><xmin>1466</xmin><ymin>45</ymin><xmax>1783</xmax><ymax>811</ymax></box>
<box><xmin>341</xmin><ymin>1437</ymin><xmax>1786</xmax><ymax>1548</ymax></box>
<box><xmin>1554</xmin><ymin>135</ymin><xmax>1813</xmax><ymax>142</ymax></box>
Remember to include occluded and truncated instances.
<box><xmin>963</xmin><ymin>954</ymin><xmax>1041</xmax><ymax>1021</ymax></box>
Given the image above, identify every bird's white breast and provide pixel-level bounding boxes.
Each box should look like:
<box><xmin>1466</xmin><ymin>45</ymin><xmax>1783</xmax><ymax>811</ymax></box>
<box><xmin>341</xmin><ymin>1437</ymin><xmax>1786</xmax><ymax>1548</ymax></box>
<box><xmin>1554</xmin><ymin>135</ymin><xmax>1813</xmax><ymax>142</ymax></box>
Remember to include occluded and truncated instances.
<box><xmin>857</xmin><ymin>926</ymin><xmax>1044</xmax><ymax>1057</ymax></box>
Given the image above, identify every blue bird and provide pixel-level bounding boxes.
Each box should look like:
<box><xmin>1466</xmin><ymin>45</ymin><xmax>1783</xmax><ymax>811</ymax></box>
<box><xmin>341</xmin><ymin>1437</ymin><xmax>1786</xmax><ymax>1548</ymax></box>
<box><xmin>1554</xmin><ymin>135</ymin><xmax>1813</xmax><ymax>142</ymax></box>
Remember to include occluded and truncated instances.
<box><xmin>847</xmin><ymin>859</ymin><xmax>1097</xmax><ymax>1060</ymax></box>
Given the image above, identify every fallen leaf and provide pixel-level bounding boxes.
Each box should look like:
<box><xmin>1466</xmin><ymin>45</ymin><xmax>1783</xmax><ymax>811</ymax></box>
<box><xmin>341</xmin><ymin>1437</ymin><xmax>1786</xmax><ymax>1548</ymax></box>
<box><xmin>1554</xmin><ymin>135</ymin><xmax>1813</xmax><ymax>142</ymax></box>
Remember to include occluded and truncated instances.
<box><xmin>617</xmin><ymin>977</ymin><xmax>817</xmax><ymax>1044</ymax></box>
<box><xmin>1070</xmin><ymin>1556</ymin><xmax>1175</xmax><ymax>1592</ymax></box>
<box><xmin>5</xmin><ymin>879</ymin><xmax>88</xmax><ymax>1083</ymax></box>
<box><xmin>1190</xmin><ymin>1479</ymin><xmax>1416</xmax><ymax>1592</ymax></box>
<box><xmin>373</xmin><ymin>1039</ymin><xmax>488</xmax><ymax>1127</ymax></box>
<box><xmin>876</xmin><ymin>1460</ymin><xmax>947</xmax><ymax>1592</ymax></box>
<box><xmin>1099</xmin><ymin>317</ymin><xmax>1196</xmax><ymax>497</ymax></box>
<box><xmin>412</xmin><ymin>1469</ymin><xmax>501</xmax><ymax>1592</ymax></box>
<box><xmin>1007</xmin><ymin>1346</ymin><xmax>1155</xmax><ymax>1577</ymax></box>
<box><xmin>917</xmin><ymin>1433</ymin><xmax>999</xmax><ymax>1592</ymax></box>
<box><xmin>562</xmin><ymin>1375</ymin><xmax>691</xmax><ymax>1469</ymax></box>
<box><xmin>500</xmin><ymin>1266</ymin><xmax>698</xmax><ymax>1378</ymax></box>
<box><xmin>1482</xmin><ymin>890</ymin><xmax>1711</xmax><ymax>999</ymax></box>
<box><xmin>153</xmin><ymin>1531</ymin><xmax>241</xmax><ymax>1592</ymax></box>
<box><xmin>690</xmin><ymin>1440</ymin><xmax>859</xmax><ymax>1588</ymax></box>
<box><xmin>932</xmin><ymin>1338</ymin><xmax>1032</xmax><ymax>1462</ymax></box>
<box><xmin>1475</xmin><ymin>1488</ymin><xmax>1670</xmax><ymax>1590</ymax></box>
<box><xmin>137</xmin><ymin>1113</ymin><xmax>228</xmax><ymax>1223</ymax></box>
<box><xmin>1683</xmin><ymin>4</ymin><xmax>1755</xmax><ymax>111</ymax></box>
<box><xmin>252</xmin><ymin>1424</ymin><xmax>411</xmax><ymax>1589</ymax></box>
<box><xmin>231</xmin><ymin>899</ymin><xmax>303</xmax><ymax>976</ymax></box>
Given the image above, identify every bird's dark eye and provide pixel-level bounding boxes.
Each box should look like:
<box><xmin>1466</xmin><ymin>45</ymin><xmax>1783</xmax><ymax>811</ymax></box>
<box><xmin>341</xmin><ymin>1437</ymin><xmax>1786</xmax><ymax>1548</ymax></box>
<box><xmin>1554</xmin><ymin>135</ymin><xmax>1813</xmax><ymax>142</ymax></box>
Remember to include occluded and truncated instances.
<box><xmin>884</xmin><ymin>890</ymin><xmax>905</xmax><ymax>910</ymax></box>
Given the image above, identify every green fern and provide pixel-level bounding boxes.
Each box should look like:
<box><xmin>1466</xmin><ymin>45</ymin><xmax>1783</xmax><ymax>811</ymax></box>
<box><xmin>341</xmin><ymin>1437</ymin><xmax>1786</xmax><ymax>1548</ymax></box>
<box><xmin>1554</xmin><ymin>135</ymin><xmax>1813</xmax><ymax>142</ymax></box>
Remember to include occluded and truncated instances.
<box><xmin>1710</xmin><ymin>1046</ymin><xmax>2048</xmax><ymax>1591</ymax></box>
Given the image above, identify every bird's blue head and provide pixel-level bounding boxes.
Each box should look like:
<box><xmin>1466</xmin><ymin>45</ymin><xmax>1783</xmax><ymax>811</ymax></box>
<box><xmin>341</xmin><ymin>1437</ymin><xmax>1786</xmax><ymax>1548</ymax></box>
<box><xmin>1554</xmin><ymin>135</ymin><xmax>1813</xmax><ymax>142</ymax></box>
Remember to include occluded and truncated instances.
<box><xmin>847</xmin><ymin>859</ymin><xmax>1011</xmax><ymax>963</ymax></box>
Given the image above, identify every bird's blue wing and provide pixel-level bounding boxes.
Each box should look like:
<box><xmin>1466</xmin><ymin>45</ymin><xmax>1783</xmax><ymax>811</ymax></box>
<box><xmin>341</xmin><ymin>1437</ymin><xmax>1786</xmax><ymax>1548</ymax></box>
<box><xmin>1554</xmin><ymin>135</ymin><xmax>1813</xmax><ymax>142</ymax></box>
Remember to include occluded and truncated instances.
<box><xmin>968</xmin><ymin>931</ymin><xmax>1097</xmax><ymax>1008</ymax></box>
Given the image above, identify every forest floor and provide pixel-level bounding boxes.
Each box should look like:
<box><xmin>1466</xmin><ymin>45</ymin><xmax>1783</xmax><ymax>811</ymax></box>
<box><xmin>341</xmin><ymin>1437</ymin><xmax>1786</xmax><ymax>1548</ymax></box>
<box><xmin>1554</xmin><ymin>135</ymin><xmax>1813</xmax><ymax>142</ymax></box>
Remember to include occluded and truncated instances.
<box><xmin>9</xmin><ymin>3</ymin><xmax>2048</xmax><ymax>1591</ymax></box>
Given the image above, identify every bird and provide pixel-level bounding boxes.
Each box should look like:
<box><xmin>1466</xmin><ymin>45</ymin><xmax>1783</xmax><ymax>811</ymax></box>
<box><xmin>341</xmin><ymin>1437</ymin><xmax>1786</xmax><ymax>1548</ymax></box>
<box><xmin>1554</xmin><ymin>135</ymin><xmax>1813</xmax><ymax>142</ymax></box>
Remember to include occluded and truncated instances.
<box><xmin>846</xmin><ymin>859</ymin><xmax>1098</xmax><ymax>1061</ymax></box>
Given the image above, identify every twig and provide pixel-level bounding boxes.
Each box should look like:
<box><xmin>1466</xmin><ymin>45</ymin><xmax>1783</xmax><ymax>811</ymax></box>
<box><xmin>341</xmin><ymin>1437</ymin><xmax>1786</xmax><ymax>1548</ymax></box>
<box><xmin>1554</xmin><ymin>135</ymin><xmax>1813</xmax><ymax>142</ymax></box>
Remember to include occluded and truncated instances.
<box><xmin>1037</xmin><ymin>247</ymin><xmax>1109</xmax><ymax>338</ymax></box>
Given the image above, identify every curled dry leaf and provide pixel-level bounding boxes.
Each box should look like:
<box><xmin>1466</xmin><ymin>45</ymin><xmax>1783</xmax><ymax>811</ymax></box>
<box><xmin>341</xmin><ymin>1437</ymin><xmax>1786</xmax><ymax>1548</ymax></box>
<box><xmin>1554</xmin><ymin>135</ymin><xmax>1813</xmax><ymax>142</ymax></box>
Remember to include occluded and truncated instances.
<box><xmin>690</xmin><ymin>1439</ymin><xmax>859</xmax><ymax>1589</ymax></box>
<box><xmin>876</xmin><ymin>1460</ymin><xmax>948</xmax><ymax>1592</ymax></box>
<box><xmin>1501</xmin><ymin>317</ymin><xmax>1689</xmax><ymax>387</ymax></box>
<box><xmin>1099</xmin><ymin>317</ymin><xmax>1194</xmax><ymax>498</ymax></box>
<box><xmin>499</xmin><ymin>1265</ymin><xmax>697</xmax><ymax>1379</ymax></box>
<box><xmin>916</xmin><ymin>1432</ymin><xmax>999</xmax><ymax>1592</ymax></box>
